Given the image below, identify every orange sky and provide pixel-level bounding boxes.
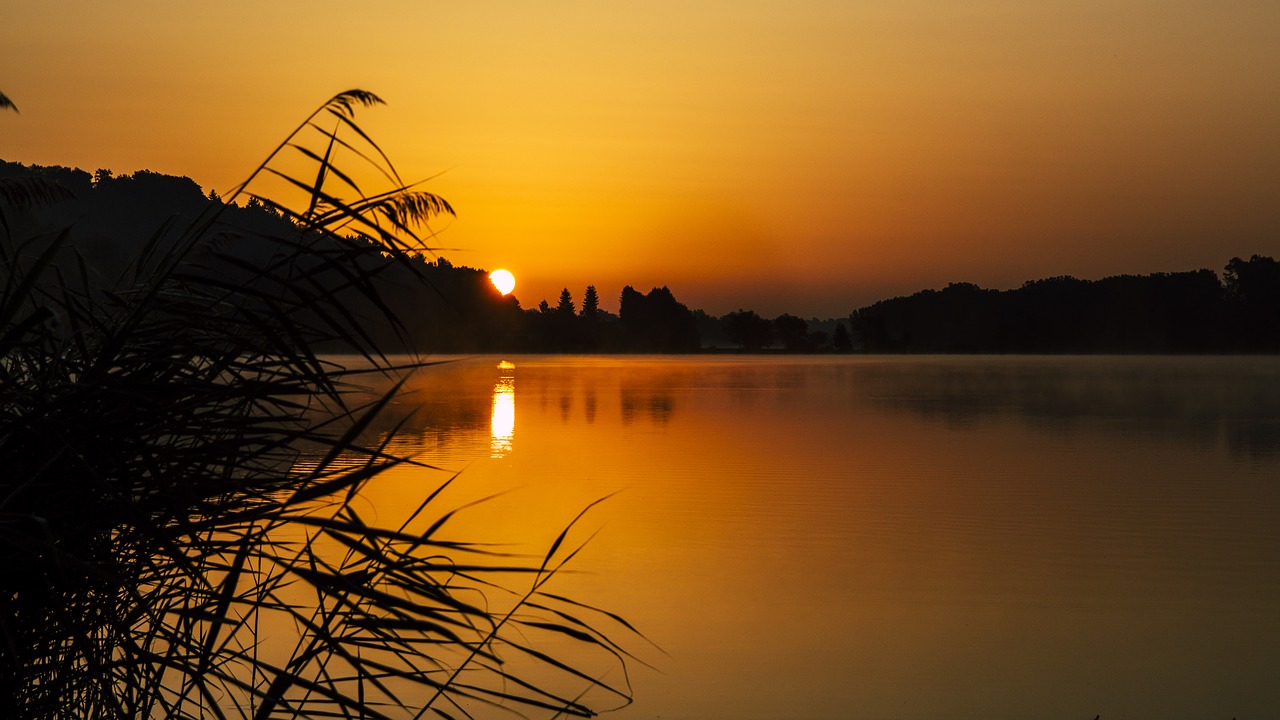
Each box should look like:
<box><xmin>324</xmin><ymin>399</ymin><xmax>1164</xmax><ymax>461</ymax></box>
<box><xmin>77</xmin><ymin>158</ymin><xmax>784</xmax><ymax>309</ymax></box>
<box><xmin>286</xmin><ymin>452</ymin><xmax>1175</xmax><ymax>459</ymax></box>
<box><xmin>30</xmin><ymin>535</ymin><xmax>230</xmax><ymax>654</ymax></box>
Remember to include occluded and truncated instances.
<box><xmin>4</xmin><ymin>1</ymin><xmax>1278</xmax><ymax>317</ymax></box>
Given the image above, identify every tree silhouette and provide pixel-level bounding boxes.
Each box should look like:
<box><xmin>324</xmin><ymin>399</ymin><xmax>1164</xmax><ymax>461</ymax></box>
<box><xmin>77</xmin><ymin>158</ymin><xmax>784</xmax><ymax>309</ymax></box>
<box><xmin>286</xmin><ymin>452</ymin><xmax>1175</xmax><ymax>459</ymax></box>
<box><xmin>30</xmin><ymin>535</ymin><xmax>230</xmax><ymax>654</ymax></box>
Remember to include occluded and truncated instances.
<box><xmin>619</xmin><ymin>285</ymin><xmax>699</xmax><ymax>352</ymax></box>
<box><xmin>577</xmin><ymin>285</ymin><xmax>604</xmax><ymax>351</ymax></box>
<box><xmin>722</xmin><ymin>309</ymin><xmax>773</xmax><ymax>350</ymax></box>
<box><xmin>1224</xmin><ymin>255</ymin><xmax>1280</xmax><ymax>350</ymax></box>
<box><xmin>556</xmin><ymin>287</ymin><xmax>576</xmax><ymax>316</ymax></box>
<box><xmin>773</xmin><ymin>313</ymin><xmax>811</xmax><ymax>351</ymax></box>
<box><xmin>581</xmin><ymin>285</ymin><xmax>600</xmax><ymax>319</ymax></box>
<box><xmin>849</xmin><ymin>269</ymin><xmax>1234</xmax><ymax>353</ymax></box>
<box><xmin>832</xmin><ymin>322</ymin><xmax>852</xmax><ymax>351</ymax></box>
<box><xmin>10</xmin><ymin>143</ymin><xmax>1272</xmax><ymax>356</ymax></box>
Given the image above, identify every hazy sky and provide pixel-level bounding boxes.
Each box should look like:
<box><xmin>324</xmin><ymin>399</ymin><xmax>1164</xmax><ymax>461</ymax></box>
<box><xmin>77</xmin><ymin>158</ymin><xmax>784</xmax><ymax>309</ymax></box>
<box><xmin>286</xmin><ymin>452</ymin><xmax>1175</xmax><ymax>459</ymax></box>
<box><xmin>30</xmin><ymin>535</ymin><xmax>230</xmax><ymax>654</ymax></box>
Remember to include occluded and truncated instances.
<box><xmin>4</xmin><ymin>1</ymin><xmax>1278</xmax><ymax>316</ymax></box>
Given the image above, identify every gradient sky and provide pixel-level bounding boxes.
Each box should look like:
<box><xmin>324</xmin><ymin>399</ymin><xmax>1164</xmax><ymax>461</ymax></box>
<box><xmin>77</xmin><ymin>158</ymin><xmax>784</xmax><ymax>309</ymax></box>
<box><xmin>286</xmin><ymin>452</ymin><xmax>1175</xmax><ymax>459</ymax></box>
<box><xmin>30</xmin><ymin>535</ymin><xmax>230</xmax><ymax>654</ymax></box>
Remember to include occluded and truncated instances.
<box><xmin>4</xmin><ymin>0</ymin><xmax>1278</xmax><ymax>317</ymax></box>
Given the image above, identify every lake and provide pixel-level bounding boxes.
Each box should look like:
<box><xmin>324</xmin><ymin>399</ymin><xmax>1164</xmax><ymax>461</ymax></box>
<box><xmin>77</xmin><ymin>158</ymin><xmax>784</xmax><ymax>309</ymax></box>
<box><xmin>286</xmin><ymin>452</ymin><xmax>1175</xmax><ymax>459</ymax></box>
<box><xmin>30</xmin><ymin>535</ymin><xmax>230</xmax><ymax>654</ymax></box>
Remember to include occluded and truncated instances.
<box><xmin>356</xmin><ymin>355</ymin><xmax>1280</xmax><ymax>720</ymax></box>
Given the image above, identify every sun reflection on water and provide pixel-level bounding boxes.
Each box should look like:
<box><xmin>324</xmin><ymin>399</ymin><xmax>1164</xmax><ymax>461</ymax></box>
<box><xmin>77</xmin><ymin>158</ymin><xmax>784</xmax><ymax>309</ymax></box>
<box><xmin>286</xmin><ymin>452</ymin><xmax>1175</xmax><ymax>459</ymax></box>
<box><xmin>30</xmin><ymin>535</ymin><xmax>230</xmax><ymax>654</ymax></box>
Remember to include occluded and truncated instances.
<box><xmin>490</xmin><ymin>361</ymin><xmax>516</xmax><ymax>457</ymax></box>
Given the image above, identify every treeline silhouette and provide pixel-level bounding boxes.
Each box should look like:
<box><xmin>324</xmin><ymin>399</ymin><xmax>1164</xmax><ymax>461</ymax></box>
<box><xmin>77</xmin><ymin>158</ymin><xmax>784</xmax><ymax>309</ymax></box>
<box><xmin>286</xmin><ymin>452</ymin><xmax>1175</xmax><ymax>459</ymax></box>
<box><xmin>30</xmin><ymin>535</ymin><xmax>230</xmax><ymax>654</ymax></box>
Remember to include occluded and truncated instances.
<box><xmin>5</xmin><ymin>160</ymin><xmax>1277</xmax><ymax>354</ymax></box>
<box><xmin>849</xmin><ymin>262</ymin><xmax>1280</xmax><ymax>353</ymax></box>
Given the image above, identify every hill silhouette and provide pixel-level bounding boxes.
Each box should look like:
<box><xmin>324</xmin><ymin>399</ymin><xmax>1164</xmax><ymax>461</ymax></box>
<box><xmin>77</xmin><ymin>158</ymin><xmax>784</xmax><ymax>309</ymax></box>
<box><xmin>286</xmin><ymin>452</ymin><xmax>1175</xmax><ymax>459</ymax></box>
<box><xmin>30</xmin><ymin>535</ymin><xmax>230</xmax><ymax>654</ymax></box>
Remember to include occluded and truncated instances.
<box><xmin>849</xmin><ymin>261</ymin><xmax>1279</xmax><ymax>353</ymax></box>
<box><xmin>2</xmin><ymin>160</ymin><xmax>526</xmax><ymax>353</ymax></box>
<box><xmin>4</xmin><ymin>160</ymin><xmax>1277</xmax><ymax>354</ymax></box>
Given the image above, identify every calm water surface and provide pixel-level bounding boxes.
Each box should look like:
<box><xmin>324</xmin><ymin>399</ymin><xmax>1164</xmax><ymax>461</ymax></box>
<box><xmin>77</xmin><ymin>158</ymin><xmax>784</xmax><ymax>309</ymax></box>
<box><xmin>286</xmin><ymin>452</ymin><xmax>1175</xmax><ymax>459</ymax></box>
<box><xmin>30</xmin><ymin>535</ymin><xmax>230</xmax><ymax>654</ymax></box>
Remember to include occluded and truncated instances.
<box><xmin>360</xmin><ymin>355</ymin><xmax>1280</xmax><ymax>720</ymax></box>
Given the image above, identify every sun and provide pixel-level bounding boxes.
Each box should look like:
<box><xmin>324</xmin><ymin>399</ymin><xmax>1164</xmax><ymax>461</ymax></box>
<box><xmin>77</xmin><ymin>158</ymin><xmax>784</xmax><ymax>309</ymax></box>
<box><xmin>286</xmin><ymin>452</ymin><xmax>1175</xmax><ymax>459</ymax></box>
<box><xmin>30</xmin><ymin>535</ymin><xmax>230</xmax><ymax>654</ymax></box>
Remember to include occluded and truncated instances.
<box><xmin>489</xmin><ymin>268</ymin><xmax>516</xmax><ymax>296</ymax></box>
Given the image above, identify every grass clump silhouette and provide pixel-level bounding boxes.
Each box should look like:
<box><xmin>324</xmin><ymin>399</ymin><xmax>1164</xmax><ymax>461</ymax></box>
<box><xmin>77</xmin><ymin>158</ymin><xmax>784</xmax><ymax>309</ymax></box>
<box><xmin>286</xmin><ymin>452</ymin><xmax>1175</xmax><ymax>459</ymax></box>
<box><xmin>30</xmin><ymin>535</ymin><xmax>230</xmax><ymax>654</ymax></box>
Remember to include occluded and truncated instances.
<box><xmin>0</xmin><ymin>90</ymin><xmax>641</xmax><ymax>719</ymax></box>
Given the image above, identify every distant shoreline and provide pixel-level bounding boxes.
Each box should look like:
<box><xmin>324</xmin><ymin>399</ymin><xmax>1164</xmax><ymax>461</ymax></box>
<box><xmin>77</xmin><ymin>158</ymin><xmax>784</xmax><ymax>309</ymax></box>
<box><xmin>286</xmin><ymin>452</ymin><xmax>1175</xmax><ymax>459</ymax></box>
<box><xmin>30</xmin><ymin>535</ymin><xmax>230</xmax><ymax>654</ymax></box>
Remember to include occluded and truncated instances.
<box><xmin>5</xmin><ymin>159</ymin><xmax>1278</xmax><ymax>356</ymax></box>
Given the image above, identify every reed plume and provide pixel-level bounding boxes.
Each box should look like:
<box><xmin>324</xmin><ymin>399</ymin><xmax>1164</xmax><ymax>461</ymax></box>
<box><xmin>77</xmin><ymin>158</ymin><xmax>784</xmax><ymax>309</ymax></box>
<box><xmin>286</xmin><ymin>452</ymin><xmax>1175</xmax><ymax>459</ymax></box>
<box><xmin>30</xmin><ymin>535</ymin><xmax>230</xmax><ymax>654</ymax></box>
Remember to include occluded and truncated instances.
<box><xmin>0</xmin><ymin>90</ymin><xmax>640</xmax><ymax>719</ymax></box>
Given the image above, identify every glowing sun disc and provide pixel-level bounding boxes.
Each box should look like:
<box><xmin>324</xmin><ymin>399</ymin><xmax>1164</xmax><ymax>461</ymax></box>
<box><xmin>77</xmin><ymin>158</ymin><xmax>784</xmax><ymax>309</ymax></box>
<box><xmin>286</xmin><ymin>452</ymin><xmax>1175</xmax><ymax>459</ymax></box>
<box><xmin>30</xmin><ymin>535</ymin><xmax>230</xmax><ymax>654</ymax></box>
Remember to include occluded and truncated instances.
<box><xmin>489</xmin><ymin>269</ymin><xmax>516</xmax><ymax>295</ymax></box>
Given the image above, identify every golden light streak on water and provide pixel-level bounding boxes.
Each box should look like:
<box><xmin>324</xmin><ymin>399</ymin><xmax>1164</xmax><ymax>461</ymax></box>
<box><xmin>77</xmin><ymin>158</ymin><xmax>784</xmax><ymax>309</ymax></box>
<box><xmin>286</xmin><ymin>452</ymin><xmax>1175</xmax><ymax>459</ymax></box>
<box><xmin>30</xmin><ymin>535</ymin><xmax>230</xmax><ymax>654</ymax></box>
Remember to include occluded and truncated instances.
<box><xmin>490</xmin><ymin>361</ymin><xmax>516</xmax><ymax>457</ymax></box>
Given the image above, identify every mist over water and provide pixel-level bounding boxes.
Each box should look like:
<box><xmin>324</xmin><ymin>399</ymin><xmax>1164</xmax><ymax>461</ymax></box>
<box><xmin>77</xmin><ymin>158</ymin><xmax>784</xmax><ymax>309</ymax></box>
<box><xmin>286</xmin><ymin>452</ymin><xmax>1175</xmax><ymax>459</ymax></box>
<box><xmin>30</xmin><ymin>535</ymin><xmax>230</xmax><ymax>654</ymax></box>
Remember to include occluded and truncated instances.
<box><xmin>362</xmin><ymin>355</ymin><xmax>1280</xmax><ymax>720</ymax></box>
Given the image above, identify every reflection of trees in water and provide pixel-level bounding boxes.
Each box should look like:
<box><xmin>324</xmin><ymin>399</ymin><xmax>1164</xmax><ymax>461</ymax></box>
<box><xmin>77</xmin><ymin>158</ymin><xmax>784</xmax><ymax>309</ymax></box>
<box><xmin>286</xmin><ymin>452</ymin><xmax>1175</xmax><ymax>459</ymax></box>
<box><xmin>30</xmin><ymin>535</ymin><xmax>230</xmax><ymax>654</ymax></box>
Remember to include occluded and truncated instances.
<box><xmin>858</xmin><ymin>358</ymin><xmax>1280</xmax><ymax>457</ymax></box>
<box><xmin>621</xmin><ymin>391</ymin><xmax>676</xmax><ymax>426</ymax></box>
<box><xmin>372</xmin><ymin>357</ymin><xmax>1280</xmax><ymax>457</ymax></box>
<box><xmin>343</xmin><ymin>362</ymin><xmax>513</xmax><ymax>460</ymax></box>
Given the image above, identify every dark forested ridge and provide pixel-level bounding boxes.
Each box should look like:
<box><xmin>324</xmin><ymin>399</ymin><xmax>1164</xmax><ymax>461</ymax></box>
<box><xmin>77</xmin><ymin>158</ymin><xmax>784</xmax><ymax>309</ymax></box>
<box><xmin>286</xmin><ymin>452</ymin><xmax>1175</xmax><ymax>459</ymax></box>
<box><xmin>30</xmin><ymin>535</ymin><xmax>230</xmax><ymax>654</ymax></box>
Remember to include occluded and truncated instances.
<box><xmin>4</xmin><ymin>160</ymin><xmax>1278</xmax><ymax>353</ymax></box>
<box><xmin>849</xmin><ymin>262</ymin><xmax>1280</xmax><ymax>353</ymax></box>
<box><xmin>1</xmin><ymin>160</ymin><xmax>507</xmax><ymax>353</ymax></box>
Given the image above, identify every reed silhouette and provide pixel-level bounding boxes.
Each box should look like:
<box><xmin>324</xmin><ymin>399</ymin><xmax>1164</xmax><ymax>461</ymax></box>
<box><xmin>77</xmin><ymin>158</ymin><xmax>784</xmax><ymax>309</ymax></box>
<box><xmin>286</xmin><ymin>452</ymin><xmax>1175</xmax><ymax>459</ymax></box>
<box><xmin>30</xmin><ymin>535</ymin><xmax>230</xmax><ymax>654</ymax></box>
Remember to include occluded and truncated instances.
<box><xmin>1</xmin><ymin>90</ymin><xmax>642</xmax><ymax>719</ymax></box>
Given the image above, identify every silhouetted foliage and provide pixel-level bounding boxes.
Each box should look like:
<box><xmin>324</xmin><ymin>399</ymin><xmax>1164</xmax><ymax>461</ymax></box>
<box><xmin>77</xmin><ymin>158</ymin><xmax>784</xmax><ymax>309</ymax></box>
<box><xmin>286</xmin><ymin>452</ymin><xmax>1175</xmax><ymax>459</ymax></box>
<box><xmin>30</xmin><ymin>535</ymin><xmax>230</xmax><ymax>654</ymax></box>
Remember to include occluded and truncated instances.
<box><xmin>6</xmin><ymin>160</ymin><xmax>1275</xmax><ymax>355</ymax></box>
<box><xmin>2</xmin><ymin>91</ymin><xmax>642</xmax><ymax>720</ymax></box>
<box><xmin>581</xmin><ymin>284</ymin><xmax>600</xmax><ymax>319</ymax></box>
<box><xmin>849</xmin><ymin>269</ymin><xmax>1236</xmax><ymax>353</ymax></box>
<box><xmin>832</xmin><ymin>322</ymin><xmax>852</xmax><ymax>351</ymax></box>
<box><xmin>692</xmin><ymin>309</ymin><xmax>730</xmax><ymax>348</ymax></box>
<box><xmin>1224</xmin><ymin>255</ymin><xmax>1280</xmax><ymax>351</ymax></box>
<box><xmin>542</xmin><ymin>288</ymin><xmax>578</xmax><ymax>350</ymax></box>
<box><xmin>722</xmin><ymin>309</ymin><xmax>774</xmax><ymax>351</ymax></box>
<box><xmin>577</xmin><ymin>285</ymin><xmax>604</xmax><ymax>349</ymax></box>
<box><xmin>556</xmin><ymin>287</ymin><xmax>576</xmax><ymax>315</ymax></box>
<box><xmin>773</xmin><ymin>313</ymin><xmax>815</xmax><ymax>352</ymax></box>
<box><xmin>618</xmin><ymin>285</ymin><xmax>700</xmax><ymax>352</ymax></box>
<box><xmin>0</xmin><ymin>159</ymin><xmax>531</xmax><ymax>354</ymax></box>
